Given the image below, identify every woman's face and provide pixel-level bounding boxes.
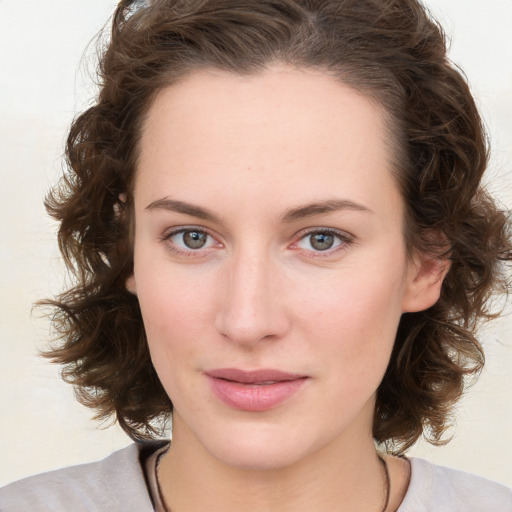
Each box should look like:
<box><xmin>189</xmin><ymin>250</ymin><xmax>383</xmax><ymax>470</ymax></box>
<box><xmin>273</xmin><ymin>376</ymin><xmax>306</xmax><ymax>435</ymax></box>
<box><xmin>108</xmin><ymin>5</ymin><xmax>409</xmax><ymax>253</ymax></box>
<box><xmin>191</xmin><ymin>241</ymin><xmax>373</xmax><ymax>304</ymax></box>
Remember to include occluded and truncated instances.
<box><xmin>127</xmin><ymin>66</ymin><xmax>441</xmax><ymax>470</ymax></box>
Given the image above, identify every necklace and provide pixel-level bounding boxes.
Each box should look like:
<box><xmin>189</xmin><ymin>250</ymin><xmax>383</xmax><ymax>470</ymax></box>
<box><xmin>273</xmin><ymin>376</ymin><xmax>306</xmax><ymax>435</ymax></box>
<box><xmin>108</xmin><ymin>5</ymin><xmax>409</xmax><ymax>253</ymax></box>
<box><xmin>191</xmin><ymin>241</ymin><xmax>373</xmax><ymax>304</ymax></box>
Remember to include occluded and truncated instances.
<box><xmin>378</xmin><ymin>454</ymin><xmax>391</xmax><ymax>512</ymax></box>
<box><xmin>156</xmin><ymin>454</ymin><xmax>391</xmax><ymax>512</ymax></box>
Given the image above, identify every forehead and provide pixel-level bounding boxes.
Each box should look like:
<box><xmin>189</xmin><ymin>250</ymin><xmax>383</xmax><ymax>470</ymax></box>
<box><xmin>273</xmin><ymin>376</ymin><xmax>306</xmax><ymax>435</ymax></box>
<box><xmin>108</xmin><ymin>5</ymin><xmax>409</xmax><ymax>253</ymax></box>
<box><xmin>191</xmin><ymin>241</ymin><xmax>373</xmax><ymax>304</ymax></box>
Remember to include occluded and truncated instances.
<box><xmin>139</xmin><ymin>65</ymin><xmax>388</xmax><ymax>161</ymax></box>
<box><xmin>135</xmin><ymin>66</ymin><xmax>401</xmax><ymax>219</ymax></box>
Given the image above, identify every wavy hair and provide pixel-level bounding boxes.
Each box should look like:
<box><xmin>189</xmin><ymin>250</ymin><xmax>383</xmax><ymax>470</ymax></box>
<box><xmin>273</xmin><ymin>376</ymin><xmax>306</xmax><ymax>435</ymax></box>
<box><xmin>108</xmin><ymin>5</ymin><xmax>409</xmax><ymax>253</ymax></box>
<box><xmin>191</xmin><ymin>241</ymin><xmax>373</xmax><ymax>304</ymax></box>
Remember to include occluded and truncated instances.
<box><xmin>43</xmin><ymin>0</ymin><xmax>512</xmax><ymax>451</ymax></box>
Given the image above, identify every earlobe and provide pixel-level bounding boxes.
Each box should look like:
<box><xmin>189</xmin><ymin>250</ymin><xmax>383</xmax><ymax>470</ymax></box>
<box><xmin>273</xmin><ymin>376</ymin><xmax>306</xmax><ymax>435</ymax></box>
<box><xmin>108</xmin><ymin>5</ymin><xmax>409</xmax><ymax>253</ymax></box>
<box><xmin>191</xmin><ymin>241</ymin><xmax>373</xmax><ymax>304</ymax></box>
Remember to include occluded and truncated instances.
<box><xmin>126</xmin><ymin>274</ymin><xmax>137</xmax><ymax>295</ymax></box>
<box><xmin>402</xmin><ymin>252</ymin><xmax>450</xmax><ymax>313</ymax></box>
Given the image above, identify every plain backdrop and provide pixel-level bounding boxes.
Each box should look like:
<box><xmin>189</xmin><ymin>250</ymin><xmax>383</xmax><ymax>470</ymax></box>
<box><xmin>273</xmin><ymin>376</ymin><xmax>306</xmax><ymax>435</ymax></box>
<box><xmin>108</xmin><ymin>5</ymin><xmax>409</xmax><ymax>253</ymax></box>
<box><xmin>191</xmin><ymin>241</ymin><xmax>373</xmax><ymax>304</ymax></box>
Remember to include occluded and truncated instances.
<box><xmin>1</xmin><ymin>0</ymin><xmax>511</xmax><ymax>487</ymax></box>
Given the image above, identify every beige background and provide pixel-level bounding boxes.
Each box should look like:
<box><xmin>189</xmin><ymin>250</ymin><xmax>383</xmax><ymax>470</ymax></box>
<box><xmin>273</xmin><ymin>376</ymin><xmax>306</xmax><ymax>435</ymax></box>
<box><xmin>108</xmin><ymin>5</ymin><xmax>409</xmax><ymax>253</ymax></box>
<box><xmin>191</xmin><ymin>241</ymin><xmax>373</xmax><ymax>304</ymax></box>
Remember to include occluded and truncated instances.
<box><xmin>1</xmin><ymin>0</ymin><xmax>511</xmax><ymax>487</ymax></box>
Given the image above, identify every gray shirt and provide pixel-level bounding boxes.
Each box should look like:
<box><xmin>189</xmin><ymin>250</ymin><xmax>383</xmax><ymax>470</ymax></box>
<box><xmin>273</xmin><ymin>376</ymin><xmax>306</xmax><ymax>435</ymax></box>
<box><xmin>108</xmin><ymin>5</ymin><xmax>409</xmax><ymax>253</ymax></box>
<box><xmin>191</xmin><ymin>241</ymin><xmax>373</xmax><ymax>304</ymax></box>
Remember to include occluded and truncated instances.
<box><xmin>1</xmin><ymin>441</ymin><xmax>511</xmax><ymax>511</ymax></box>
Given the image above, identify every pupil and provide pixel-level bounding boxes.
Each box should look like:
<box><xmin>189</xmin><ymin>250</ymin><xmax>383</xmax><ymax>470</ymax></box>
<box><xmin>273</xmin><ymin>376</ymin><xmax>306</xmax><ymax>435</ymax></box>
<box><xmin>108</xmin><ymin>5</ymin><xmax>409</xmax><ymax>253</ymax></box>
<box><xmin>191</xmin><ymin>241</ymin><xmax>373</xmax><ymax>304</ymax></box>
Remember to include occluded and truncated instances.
<box><xmin>183</xmin><ymin>231</ymin><xmax>206</xmax><ymax>249</ymax></box>
<box><xmin>311</xmin><ymin>233</ymin><xmax>334</xmax><ymax>251</ymax></box>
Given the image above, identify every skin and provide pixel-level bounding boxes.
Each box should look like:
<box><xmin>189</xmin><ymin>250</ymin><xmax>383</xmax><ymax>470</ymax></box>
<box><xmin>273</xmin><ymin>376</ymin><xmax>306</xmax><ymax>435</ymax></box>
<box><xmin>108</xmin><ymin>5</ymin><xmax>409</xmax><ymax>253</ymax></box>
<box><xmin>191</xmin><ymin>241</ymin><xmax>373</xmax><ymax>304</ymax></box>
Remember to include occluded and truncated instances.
<box><xmin>126</xmin><ymin>66</ymin><xmax>447</xmax><ymax>512</ymax></box>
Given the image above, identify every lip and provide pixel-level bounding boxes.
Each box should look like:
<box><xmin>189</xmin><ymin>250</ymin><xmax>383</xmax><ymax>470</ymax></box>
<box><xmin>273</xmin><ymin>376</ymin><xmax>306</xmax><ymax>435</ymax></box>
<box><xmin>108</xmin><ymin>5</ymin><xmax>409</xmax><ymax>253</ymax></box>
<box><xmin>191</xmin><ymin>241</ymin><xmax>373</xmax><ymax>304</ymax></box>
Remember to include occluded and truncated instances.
<box><xmin>206</xmin><ymin>368</ymin><xmax>308</xmax><ymax>412</ymax></box>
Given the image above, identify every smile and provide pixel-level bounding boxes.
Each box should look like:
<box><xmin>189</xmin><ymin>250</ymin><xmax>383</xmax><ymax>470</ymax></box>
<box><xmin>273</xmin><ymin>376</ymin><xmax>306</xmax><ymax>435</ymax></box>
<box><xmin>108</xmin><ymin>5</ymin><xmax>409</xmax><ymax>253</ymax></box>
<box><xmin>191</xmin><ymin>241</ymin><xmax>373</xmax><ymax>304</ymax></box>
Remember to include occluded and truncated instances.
<box><xmin>206</xmin><ymin>368</ymin><xmax>308</xmax><ymax>412</ymax></box>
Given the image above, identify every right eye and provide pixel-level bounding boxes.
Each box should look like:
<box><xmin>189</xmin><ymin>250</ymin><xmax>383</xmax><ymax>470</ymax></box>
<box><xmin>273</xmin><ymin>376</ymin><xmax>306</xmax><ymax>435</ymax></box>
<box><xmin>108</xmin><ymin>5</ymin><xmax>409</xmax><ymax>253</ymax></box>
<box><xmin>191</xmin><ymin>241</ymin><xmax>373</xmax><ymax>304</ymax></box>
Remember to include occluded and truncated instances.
<box><xmin>164</xmin><ymin>228</ymin><xmax>220</xmax><ymax>254</ymax></box>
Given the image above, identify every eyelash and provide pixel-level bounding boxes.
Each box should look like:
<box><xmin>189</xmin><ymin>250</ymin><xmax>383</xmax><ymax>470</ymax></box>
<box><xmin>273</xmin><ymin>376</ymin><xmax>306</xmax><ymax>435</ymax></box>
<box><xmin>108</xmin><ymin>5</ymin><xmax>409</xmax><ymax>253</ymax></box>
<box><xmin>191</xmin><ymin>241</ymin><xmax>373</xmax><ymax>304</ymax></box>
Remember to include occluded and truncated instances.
<box><xmin>290</xmin><ymin>228</ymin><xmax>354</xmax><ymax>258</ymax></box>
<box><xmin>161</xmin><ymin>226</ymin><xmax>354</xmax><ymax>258</ymax></box>
<box><xmin>161</xmin><ymin>226</ymin><xmax>221</xmax><ymax>257</ymax></box>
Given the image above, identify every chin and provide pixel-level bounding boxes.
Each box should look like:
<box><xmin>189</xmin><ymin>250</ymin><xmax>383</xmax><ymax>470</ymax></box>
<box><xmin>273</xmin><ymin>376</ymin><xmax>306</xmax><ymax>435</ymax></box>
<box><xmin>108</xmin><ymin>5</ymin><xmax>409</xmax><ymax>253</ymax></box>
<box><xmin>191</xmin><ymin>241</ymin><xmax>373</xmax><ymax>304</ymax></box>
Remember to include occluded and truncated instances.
<box><xmin>212</xmin><ymin>440</ymin><xmax>303</xmax><ymax>471</ymax></box>
<box><xmin>197</xmin><ymin>420</ymin><xmax>319</xmax><ymax>472</ymax></box>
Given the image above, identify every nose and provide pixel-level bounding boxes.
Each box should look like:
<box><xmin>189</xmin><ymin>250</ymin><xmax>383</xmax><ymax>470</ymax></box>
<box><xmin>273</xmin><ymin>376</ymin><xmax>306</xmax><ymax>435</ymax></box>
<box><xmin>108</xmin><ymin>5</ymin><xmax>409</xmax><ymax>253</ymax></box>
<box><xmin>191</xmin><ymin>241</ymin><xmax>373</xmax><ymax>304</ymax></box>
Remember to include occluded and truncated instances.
<box><xmin>214</xmin><ymin>249</ymin><xmax>291</xmax><ymax>347</ymax></box>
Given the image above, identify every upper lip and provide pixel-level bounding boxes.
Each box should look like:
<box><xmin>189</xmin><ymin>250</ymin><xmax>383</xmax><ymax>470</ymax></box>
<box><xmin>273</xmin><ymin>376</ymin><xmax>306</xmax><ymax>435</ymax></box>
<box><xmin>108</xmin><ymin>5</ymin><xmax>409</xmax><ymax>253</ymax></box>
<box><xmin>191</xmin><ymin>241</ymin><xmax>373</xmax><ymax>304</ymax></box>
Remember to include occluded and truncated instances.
<box><xmin>206</xmin><ymin>368</ymin><xmax>306</xmax><ymax>384</ymax></box>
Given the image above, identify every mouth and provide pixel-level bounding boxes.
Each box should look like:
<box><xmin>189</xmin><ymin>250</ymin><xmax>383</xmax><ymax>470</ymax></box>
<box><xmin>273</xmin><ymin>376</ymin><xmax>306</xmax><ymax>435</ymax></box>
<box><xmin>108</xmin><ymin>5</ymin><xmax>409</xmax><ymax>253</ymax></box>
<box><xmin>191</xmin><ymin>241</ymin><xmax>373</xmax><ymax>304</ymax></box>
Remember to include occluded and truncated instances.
<box><xmin>205</xmin><ymin>368</ymin><xmax>308</xmax><ymax>412</ymax></box>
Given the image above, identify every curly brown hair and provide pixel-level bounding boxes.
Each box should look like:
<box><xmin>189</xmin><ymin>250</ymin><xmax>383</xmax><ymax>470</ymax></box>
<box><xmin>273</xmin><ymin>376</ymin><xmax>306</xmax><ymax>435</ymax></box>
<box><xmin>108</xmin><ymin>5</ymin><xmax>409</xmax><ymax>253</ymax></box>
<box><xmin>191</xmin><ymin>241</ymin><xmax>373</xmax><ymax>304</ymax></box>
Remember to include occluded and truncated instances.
<box><xmin>43</xmin><ymin>0</ymin><xmax>511</xmax><ymax>452</ymax></box>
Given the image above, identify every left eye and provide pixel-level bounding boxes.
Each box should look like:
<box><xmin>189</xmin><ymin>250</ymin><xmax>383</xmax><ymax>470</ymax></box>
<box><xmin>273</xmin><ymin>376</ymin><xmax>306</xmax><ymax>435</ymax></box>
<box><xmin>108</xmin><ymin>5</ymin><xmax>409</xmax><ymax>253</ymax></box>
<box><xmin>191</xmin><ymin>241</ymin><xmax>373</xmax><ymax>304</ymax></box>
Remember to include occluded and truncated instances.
<box><xmin>167</xmin><ymin>229</ymin><xmax>216</xmax><ymax>250</ymax></box>
<box><xmin>296</xmin><ymin>231</ymin><xmax>345</xmax><ymax>252</ymax></box>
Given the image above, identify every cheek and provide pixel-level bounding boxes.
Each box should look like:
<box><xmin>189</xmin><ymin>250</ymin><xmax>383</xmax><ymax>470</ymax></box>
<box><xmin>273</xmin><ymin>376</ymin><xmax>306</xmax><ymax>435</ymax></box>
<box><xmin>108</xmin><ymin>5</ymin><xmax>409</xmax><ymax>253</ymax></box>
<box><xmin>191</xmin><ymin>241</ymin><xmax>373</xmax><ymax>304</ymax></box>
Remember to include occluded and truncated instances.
<box><xmin>133</xmin><ymin>259</ymin><xmax>222</xmax><ymax>362</ymax></box>
<box><xmin>298</xmin><ymin>262</ymin><xmax>405</xmax><ymax>330</ymax></box>
<box><xmin>301</xmin><ymin>291</ymin><xmax>400</xmax><ymax>413</ymax></box>
<box><xmin>293</xmin><ymin>256</ymin><xmax>407</xmax><ymax>372</ymax></box>
<box><xmin>133</xmin><ymin>266</ymin><xmax>215</xmax><ymax>403</ymax></box>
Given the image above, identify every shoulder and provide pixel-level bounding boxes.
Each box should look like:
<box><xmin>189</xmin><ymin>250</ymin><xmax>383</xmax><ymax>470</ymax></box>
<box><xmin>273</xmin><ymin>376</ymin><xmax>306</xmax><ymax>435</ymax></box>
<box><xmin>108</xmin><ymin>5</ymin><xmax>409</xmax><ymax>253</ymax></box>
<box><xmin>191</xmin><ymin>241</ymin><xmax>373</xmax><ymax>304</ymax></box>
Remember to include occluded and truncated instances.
<box><xmin>398</xmin><ymin>457</ymin><xmax>512</xmax><ymax>512</ymax></box>
<box><xmin>0</xmin><ymin>440</ymin><xmax>168</xmax><ymax>512</ymax></box>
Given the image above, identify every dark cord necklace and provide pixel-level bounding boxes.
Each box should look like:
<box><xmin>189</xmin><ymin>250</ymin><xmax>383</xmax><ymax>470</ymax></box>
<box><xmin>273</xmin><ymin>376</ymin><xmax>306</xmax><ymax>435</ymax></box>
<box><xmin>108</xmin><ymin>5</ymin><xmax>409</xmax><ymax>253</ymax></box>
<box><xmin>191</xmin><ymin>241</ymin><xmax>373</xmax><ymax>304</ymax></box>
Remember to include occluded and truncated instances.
<box><xmin>378</xmin><ymin>454</ymin><xmax>391</xmax><ymax>512</ymax></box>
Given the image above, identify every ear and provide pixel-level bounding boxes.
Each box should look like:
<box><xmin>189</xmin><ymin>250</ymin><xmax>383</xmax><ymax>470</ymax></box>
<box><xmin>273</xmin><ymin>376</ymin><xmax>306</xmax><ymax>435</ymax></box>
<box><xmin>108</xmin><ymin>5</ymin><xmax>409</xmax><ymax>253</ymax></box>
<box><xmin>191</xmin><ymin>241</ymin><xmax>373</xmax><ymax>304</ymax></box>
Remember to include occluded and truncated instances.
<box><xmin>402</xmin><ymin>250</ymin><xmax>450</xmax><ymax>313</ymax></box>
<box><xmin>125</xmin><ymin>274</ymin><xmax>137</xmax><ymax>295</ymax></box>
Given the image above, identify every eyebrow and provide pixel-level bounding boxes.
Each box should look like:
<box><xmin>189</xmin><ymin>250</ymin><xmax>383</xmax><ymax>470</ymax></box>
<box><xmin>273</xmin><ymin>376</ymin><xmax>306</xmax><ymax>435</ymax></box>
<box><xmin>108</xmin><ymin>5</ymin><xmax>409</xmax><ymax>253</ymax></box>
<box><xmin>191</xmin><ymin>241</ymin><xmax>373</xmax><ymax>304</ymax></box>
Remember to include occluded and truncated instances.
<box><xmin>145</xmin><ymin>197</ymin><xmax>372</xmax><ymax>224</ymax></box>
<box><xmin>145</xmin><ymin>198</ymin><xmax>221</xmax><ymax>223</ymax></box>
<box><xmin>281</xmin><ymin>199</ymin><xmax>373</xmax><ymax>223</ymax></box>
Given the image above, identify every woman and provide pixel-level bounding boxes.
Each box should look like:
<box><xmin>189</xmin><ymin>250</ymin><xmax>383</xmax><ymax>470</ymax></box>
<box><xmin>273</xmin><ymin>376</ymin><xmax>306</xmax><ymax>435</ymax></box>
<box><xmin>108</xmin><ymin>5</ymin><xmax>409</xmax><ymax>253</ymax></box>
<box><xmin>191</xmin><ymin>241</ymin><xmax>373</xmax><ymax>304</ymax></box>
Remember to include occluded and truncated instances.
<box><xmin>1</xmin><ymin>0</ymin><xmax>511</xmax><ymax>510</ymax></box>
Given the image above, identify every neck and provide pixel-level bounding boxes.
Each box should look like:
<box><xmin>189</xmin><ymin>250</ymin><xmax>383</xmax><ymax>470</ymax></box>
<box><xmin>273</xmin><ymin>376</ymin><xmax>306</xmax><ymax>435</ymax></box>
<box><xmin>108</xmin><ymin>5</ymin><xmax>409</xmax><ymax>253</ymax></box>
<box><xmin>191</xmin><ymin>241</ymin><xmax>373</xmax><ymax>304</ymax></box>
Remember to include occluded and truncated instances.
<box><xmin>158</xmin><ymin>418</ymin><xmax>389</xmax><ymax>512</ymax></box>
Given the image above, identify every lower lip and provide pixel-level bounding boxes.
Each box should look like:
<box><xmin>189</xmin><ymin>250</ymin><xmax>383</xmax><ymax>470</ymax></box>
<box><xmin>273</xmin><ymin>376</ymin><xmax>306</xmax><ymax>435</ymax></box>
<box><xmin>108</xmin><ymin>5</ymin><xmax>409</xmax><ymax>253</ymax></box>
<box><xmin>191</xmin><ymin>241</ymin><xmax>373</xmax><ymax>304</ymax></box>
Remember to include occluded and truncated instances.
<box><xmin>207</xmin><ymin>376</ymin><xmax>307</xmax><ymax>412</ymax></box>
